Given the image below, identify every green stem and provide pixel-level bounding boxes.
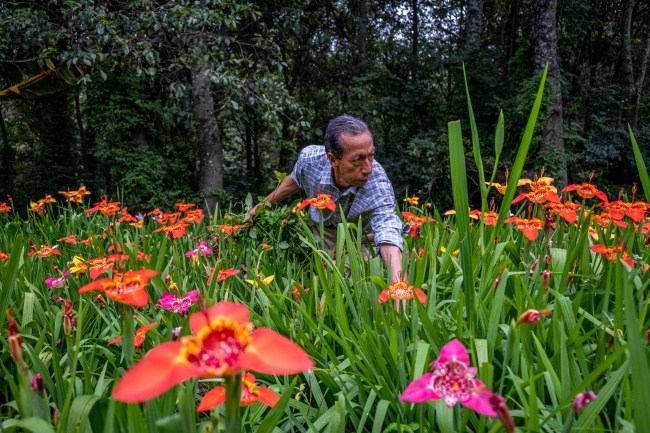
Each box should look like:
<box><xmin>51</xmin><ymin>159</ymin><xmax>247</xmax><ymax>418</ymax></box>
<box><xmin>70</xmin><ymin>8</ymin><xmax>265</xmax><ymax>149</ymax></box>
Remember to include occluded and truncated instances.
<box><xmin>319</xmin><ymin>211</ymin><xmax>325</xmax><ymax>251</ymax></box>
<box><xmin>225</xmin><ymin>373</ymin><xmax>242</xmax><ymax>433</ymax></box>
<box><xmin>121</xmin><ymin>306</ymin><xmax>135</xmax><ymax>367</ymax></box>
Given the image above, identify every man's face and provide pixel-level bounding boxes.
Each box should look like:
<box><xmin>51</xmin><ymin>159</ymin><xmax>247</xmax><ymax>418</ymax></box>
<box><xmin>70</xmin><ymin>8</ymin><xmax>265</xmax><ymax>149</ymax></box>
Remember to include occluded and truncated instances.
<box><xmin>328</xmin><ymin>131</ymin><xmax>375</xmax><ymax>190</ymax></box>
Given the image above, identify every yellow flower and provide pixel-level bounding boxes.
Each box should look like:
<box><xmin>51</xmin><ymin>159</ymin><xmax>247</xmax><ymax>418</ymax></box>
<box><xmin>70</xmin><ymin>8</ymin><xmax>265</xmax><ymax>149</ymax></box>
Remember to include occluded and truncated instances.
<box><xmin>69</xmin><ymin>256</ymin><xmax>88</xmax><ymax>276</ymax></box>
<box><xmin>245</xmin><ymin>274</ymin><xmax>275</xmax><ymax>289</ymax></box>
<box><xmin>403</xmin><ymin>196</ymin><xmax>419</xmax><ymax>206</ymax></box>
<box><xmin>440</xmin><ymin>246</ymin><xmax>459</xmax><ymax>257</ymax></box>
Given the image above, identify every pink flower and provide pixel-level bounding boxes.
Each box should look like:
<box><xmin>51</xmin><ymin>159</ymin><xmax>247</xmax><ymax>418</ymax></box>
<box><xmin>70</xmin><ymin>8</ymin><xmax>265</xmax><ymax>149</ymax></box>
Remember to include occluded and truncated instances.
<box><xmin>572</xmin><ymin>391</ymin><xmax>597</xmax><ymax>412</ymax></box>
<box><xmin>400</xmin><ymin>339</ymin><xmax>497</xmax><ymax>417</ymax></box>
<box><xmin>45</xmin><ymin>271</ymin><xmax>71</xmax><ymax>289</ymax></box>
<box><xmin>159</xmin><ymin>290</ymin><xmax>199</xmax><ymax>314</ymax></box>
<box><xmin>517</xmin><ymin>309</ymin><xmax>552</xmax><ymax>325</ymax></box>
<box><xmin>185</xmin><ymin>242</ymin><xmax>213</xmax><ymax>258</ymax></box>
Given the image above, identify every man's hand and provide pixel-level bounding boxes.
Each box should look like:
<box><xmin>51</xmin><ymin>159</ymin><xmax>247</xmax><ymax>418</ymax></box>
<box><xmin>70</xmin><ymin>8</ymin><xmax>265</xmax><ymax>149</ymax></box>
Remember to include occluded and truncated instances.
<box><xmin>379</xmin><ymin>243</ymin><xmax>404</xmax><ymax>283</ymax></box>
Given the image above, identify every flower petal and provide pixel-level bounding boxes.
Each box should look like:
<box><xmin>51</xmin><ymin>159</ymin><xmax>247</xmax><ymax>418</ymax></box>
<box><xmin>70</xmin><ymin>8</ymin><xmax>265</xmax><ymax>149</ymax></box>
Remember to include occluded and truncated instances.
<box><xmin>400</xmin><ymin>373</ymin><xmax>441</xmax><ymax>402</ymax></box>
<box><xmin>242</xmin><ymin>328</ymin><xmax>314</xmax><ymax>375</ymax></box>
<box><xmin>414</xmin><ymin>288</ymin><xmax>428</xmax><ymax>304</ymax></box>
<box><xmin>438</xmin><ymin>339</ymin><xmax>469</xmax><ymax>366</ymax></box>
<box><xmin>378</xmin><ymin>290</ymin><xmax>390</xmax><ymax>304</ymax></box>
<box><xmin>189</xmin><ymin>302</ymin><xmax>250</xmax><ymax>335</ymax></box>
<box><xmin>112</xmin><ymin>342</ymin><xmax>202</xmax><ymax>403</ymax></box>
<box><xmin>256</xmin><ymin>387</ymin><xmax>280</xmax><ymax>407</ymax></box>
<box><xmin>461</xmin><ymin>380</ymin><xmax>497</xmax><ymax>417</ymax></box>
<box><xmin>196</xmin><ymin>386</ymin><xmax>226</xmax><ymax>412</ymax></box>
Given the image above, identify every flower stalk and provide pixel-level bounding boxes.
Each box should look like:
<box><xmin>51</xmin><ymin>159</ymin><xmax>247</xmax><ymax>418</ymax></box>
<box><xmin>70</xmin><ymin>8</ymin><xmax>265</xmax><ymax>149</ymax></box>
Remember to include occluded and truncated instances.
<box><xmin>225</xmin><ymin>373</ymin><xmax>243</xmax><ymax>433</ymax></box>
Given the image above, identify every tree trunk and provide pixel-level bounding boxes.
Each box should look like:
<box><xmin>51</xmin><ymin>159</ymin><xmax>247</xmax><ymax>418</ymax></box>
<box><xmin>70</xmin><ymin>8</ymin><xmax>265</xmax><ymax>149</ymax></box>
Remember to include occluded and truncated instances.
<box><xmin>467</xmin><ymin>0</ymin><xmax>483</xmax><ymax>47</ymax></box>
<box><xmin>191</xmin><ymin>67</ymin><xmax>223</xmax><ymax>212</ymax></box>
<box><xmin>358</xmin><ymin>0</ymin><xmax>368</xmax><ymax>65</ymax></box>
<box><xmin>532</xmin><ymin>0</ymin><xmax>567</xmax><ymax>187</ymax></box>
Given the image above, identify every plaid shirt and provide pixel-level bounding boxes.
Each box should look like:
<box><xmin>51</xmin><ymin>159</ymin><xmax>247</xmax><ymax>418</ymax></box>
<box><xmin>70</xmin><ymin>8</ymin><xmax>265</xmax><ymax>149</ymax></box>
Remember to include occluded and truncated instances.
<box><xmin>291</xmin><ymin>145</ymin><xmax>404</xmax><ymax>251</ymax></box>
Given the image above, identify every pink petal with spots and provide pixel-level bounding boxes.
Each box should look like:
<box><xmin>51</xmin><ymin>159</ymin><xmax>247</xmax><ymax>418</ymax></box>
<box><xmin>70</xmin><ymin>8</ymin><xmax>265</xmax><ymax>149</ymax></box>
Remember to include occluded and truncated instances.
<box><xmin>437</xmin><ymin>339</ymin><xmax>469</xmax><ymax>366</ymax></box>
<box><xmin>400</xmin><ymin>373</ymin><xmax>441</xmax><ymax>403</ymax></box>
<box><xmin>461</xmin><ymin>379</ymin><xmax>497</xmax><ymax>417</ymax></box>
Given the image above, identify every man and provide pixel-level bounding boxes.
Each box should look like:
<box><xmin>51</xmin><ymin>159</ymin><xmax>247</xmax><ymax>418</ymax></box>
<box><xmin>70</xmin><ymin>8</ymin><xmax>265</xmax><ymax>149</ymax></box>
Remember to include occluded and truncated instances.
<box><xmin>251</xmin><ymin>115</ymin><xmax>404</xmax><ymax>282</ymax></box>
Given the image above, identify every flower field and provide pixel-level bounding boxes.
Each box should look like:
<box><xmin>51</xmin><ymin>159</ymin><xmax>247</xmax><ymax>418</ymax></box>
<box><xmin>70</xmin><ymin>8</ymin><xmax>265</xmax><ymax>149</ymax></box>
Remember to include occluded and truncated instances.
<box><xmin>1</xmin><ymin>72</ymin><xmax>650</xmax><ymax>433</ymax></box>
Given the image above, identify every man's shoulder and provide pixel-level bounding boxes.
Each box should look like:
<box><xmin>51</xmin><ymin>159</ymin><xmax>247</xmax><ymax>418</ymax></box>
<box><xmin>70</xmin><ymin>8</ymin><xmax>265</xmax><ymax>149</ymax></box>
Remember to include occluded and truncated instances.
<box><xmin>298</xmin><ymin>145</ymin><xmax>327</xmax><ymax>160</ymax></box>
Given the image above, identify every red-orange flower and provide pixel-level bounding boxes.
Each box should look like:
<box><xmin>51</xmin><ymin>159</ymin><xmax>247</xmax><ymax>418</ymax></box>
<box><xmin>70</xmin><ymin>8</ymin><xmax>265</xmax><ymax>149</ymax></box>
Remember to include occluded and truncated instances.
<box><xmin>197</xmin><ymin>371</ymin><xmax>280</xmax><ymax>412</ymax></box>
<box><xmin>109</xmin><ymin>322</ymin><xmax>158</xmax><ymax>348</ymax></box>
<box><xmin>184</xmin><ymin>208</ymin><xmax>205</xmax><ymax>224</ymax></box>
<box><xmin>117</xmin><ymin>207</ymin><xmax>138</xmax><ymax>223</ymax></box>
<box><xmin>590</xmin><ymin>244</ymin><xmax>636</xmax><ymax>267</ymax></box>
<box><xmin>378</xmin><ymin>281</ymin><xmax>427</xmax><ymax>304</ymax></box>
<box><xmin>87</xmin><ymin>254</ymin><xmax>130</xmax><ymax>280</ymax></box>
<box><xmin>157</xmin><ymin>212</ymin><xmax>182</xmax><ymax>225</ymax></box>
<box><xmin>0</xmin><ymin>251</ymin><xmax>9</xmax><ymax>262</ymax></box>
<box><xmin>112</xmin><ymin>302</ymin><xmax>315</xmax><ymax>403</ymax></box>
<box><xmin>78</xmin><ymin>269</ymin><xmax>157</xmax><ymax>307</ymax></box>
<box><xmin>85</xmin><ymin>199</ymin><xmax>121</xmax><ymax>217</ymax></box>
<box><xmin>295</xmin><ymin>194</ymin><xmax>336</xmax><ymax>212</ymax></box>
<box><xmin>545</xmin><ymin>201</ymin><xmax>581</xmax><ymax>224</ymax></box>
<box><xmin>27</xmin><ymin>245</ymin><xmax>62</xmax><ymax>258</ymax></box>
<box><xmin>401</xmin><ymin>212</ymin><xmax>437</xmax><ymax>238</ymax></box>
<box><xmin>562</xmin><ymin>183</ymin><xmax>608</xmax><ymax>202</ymax></box>
<box><xmin>0</xmin><ymin>202</ymin><xmax>11</xmax><ymax>213</ymax></box>
<box><xmin>591</xmin><ymin>212</ymin><xmax>627</xmax><ymax>229</ymax></box>
<box><xmin>207</xmin><ymin>268</ymin><xmax>240</xmax><ymax>284</ymax></box>
<box><xmin>624</xmin><ymin>201</ymin><xmax>650</xmax><ymax>223</ymax></box>
<box><xmin>152</xmin><ymin>221</ymin><xmax>188</xmax><ymax>239</ymax></box>
<box><xmin>214</xmin><ymin>224</ymin><xmax>248</xmax><ymax>236</ymax></box>
<box><xmin>512</xmin><ymin>185</ymin><xmax>561</xmax><ymax>205</ymax></box>
<box><xmin>57</xmin><ymin>235</ymin><xmax>78</xmax><ymax>245</ymax></box>
<box><xmin>176</xmin><ymin>202</ymin><xmax>196</xmax><ymax>212</ymax></box>
<box><xmin>504</xmin><ymin>217</ymin><xmax>544</xmax><ymax>241</ymax></box>
<box><xmin>292</xmin><ymin>284</ymin><xmax>310</xmax><ymax>298</ymax></box>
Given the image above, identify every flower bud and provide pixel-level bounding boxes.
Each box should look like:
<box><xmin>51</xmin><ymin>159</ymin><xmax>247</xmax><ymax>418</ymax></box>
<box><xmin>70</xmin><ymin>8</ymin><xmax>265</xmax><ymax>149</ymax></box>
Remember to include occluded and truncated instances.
<box><xmin>493</xmin><ymin>277</ymin><xmax>502</xmax><ymax>294</ymax></box>
<box><xmin>7</xmin><ymin>311</ymin><xmax>23</xmax><ymax>365</ymax></box>
<box><xmin>31</xmin><ymin>373</ymin><xmax>45</xmax><ymax>394</ymax></box>
<box><xmin>63</xmin><ymin>300</ymin><xmax>75</xmax><ymax>336</ymax></box>
<box><xmin>542</xmin><ymin>270</ymin><xmax>551</xmax><ymax>290</ymax></box>
<box><xmin>572</xmin><ymin>391</ymin><xmax>597</xmax><ymax>412</ymax></box>
<box><xmin>171</xmin><ymin>326</ymin><xmax>182</xmax><ymax>342</ymax></box>
<box><xmin>489</xmin><ymin>394</ymin><xmax>515</xmax><ymax>433</ymax></box>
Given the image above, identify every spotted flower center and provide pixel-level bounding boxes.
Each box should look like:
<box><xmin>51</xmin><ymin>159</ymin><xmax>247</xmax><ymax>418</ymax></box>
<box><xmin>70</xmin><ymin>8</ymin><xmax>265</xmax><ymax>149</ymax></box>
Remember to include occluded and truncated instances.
<box><xmin>576</xmin><ymin>184</ymin><xmax>597</xmax><ymax>199</ymax></box>
<box><xmin>429</xmin><ymin>358</ymin><xmax>478</xmax><ymax>407</ymax></box>
<box><xmin>407</xmin><ymin>216</ymin><xmax>425</xmax><ymax>229</ymax></box>
<box><xmin>170</xmin><ymin>297</ymin><xmax>193</xmax><ymax>313</ymax></box>
<box><xmin>107</xmin><ymin>277</ymin><xmax>145</xmax><ymax>295</ymax></box>
<box><xmin>181</xmin><ymin>319</ymin><xmax>253</xmax><ymax>376</ymax></box>
<box><xmin>388</xmin><ymin>282</ymin><xmax>414</xmax><ymax>300</ymax></box>
<box><xmin>312</xmin><ymin>195</ymin><xmax>331</xmax><ymax>209</ymax></box>
<box><xmin>240</xmin><ymin>378</ymin><xmax>262</xmax><ymax>406</ymax></box>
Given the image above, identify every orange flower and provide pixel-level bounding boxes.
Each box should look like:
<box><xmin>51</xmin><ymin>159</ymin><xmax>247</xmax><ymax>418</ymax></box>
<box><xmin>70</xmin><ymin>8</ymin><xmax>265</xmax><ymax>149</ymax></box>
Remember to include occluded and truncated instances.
<box><xmin>59</xmin><ymin>186</ymin><xmax>91</xmax><ymax>203</ymax></box>
<box><xmin>214</xmin><ymin>224</ymin><xmax>248</xmax><ymax>236</ymax></box>
<box><xmin>86</xmin><ymin>254</ymin><xmax>130</xmax><ymax>280</ymax></box>
<box><xmin>176</xmin><ymin>202</ymin><xmax>196</xmax><ymax>212</ymax></box>
<box><xmin>117</xmin><ymin>207</ymin><xmax>138</xmax><ymax>223</ymax></box>
<box><xmin>562</xmin><ymin>175</ymin><xmax>608</xmax><ymax>202</ymax></box>
<box><xmin>519</xmin><ymin>176</ymin><xmax>556</xmax><ymax>192</ymax></box>
<box><xmin>517</xmin><ymin>309</ymin><xmax>552</xmax><ymax>324</ymax></box>
<box><xmin>184</xmin><ymin>208</ymin><xmax>205</xmax><ymax>224</ymax></box>
<box><xmin>152</xmin><ymin>221</ymin><xmax>188</xmax><ymax>239</ymax></box>
<box><xmin>0</xmin><ymin>202</ymin><xmax>11</xmax><ymax>213</ymax></box>
<box><xmin>208</xmin><ymin>268</ymin><xmax>240</xmax><ymax>284</ymax></box>
<box><xmin>591</xmin><ymin>212</ymin><xmax>626</xmax><ymax>229</ymax></box>
<box><xmin>378</xmin><ymin>281</ymin><xmax>427</xmax><ymax>304</ymax></box>
<box><xmin>57</xmin><ymin>235</ymin><xmax>78</xmax><ymax>244</ymax></box>
<box><xmin>27</xmin><ymin>245</ymin><xmax>62</xmax><ymax>258</ymax></box>
<box><xmin>481</xmin><ymin>211</ymin><xmax>499</xmax><ymax>226</ymax></box>
<box><xmin>545</xmin><ymin>201</ymin><xmax>581</xmax><ymax>224</ymax></box>
<box><xmin>85</xmin><ymin>199</ymin><xmax>121</xmax><ymax>217</ymax></box>
<box><xmin>624</xmin><ymin>201</ymin><xmax>650</xmax><ymax>223</ymax></box>
<box><xmin>504</xmin><ymin>217</ymin><xmax>544</xmax><ymax>241</ymax></box>
<box><xmin>78</xmin><ymin>269</ymin><xmax>157</xmax><ymax>307</ymax></box>
<box><xmin>292</xmin><ymin>284</ymin><xmax>310</xmax><ymax>298</ymax></box>
<box><xmin>108</xmin><ymin>322</ymin><xmax>158</xmax><ymax>348</ymax></box>
<box><xmin>157</xmin><ymin>212</ymin><xmax>182</xmax><ymax>225</ymax></box>
<box><xmin>111</xmin><ymin>301</ymin><xmax>315</xmax><ymax>403</ymax></box>
<box><xmin>260</xmin><ymin>243</ymin><xmax>271</xmax><ymax>251</ymax></box>
<box><xmin>401</xmin><ymin>212</ymin><xmax>437</xmax><ymax>238</ymax></box>
<box><xmin>512</xmin><ymin>185</ymin><xmax>561</xmax><ymax>205</ymax></box>
<box><xmin>295</xmin><ymin>194</ymin><xmax>336</xmax><ymax>212</ymax></box>
<box><xmin>197</xmin><ymin>372</ymin><xmax>280</xmax><ymax>412</ymax></box>
<box><xmin>589</xmin><ymin>244</ymin><xmax>636</xmax><ymax>267</ymax></box>
<box><xmin>0</xmin><ymin>251</ymin><xmax>9</xmax><ymax>262</ymax></box>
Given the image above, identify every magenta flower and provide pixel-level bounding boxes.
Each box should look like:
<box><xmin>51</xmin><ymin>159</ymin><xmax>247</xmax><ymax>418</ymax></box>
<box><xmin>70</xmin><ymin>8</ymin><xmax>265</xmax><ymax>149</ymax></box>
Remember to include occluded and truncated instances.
<box><xmin>159</xmin><ymin>290</ymin><xmax>199</xmax><ymax>314</ymax></box>
<box><xmin>45</xmin><ymin>271</ymin><xmax>71</xmax><ymax>289</ymax></box>
<box><xmin>400</xmin><ymin>339</ymin><xmax>497</xmax><ymax>417</ymax></box>
<box><xmin>185</xmin><ymin>242</ymin><xmax>213</xmax><ymax>258</ymax></box>
<box><xmin>572</xmin><ymin>391</ymin><xmax>597</xmax><ymax>412</ymax></box>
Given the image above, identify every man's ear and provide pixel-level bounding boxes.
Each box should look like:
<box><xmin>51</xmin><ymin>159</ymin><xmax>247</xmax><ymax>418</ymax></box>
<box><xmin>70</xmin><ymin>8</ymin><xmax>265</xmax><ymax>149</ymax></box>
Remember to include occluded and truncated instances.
<box><xmin>327</xmin><ymin>152</ymin><xmax>339</xmax><ymax>168</ymax></box>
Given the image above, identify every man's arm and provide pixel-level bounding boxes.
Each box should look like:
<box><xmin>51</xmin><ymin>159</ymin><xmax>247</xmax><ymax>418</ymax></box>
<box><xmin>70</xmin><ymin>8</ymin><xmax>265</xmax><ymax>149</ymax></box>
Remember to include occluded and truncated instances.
<box><xmin>379</xmin><ymin>244</ymin><xmax>403</xmax><ymax>283</ymax></box>
<box><xmin>250</xmin><ymin>175</ymin><xmax>301</xmax><ymax>217</ymax></box>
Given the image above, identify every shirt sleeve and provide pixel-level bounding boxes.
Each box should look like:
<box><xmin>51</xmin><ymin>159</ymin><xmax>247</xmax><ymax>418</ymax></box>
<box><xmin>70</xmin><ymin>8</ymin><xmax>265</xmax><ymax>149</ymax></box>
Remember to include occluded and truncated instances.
<box><xmin>290</xmin><ymin>151</ymin><xmax>305</xmax><ymax>188</ymax></box>
<box><xmin>369</xmin><ymin>179</ymin><xmax>404</xmax><ymax>252</ymax></box>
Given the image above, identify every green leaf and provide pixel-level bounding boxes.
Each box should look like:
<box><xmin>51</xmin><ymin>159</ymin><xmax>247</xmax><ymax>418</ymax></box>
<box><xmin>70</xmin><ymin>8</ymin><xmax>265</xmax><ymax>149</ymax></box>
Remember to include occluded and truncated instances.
<box><xmin>256</xmin><ymin>376</ymin><xmax>299</xmax><ymax>433</ymax></box>
<box><xmin>65</xmin><ymin>395</ymin><xmax>100</xmax><ymax>433</ymax></box>
<box><xmin>628</xmin><ymin>126</ymin><xmax>650</xmax><ymax>201</ymax></box>
<box><xmin>2</xmin><ymin>417</ymin><xmax>56</xmax><ymax>433</ymax></box>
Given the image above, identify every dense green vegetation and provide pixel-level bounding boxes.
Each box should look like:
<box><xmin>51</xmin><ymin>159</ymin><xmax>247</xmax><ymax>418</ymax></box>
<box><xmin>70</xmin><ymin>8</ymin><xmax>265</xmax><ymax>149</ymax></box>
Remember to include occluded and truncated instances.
<box><xmin>2</xmin><ymin>0</ymin><xmax>650</xmax><ymax>212</ymax></box>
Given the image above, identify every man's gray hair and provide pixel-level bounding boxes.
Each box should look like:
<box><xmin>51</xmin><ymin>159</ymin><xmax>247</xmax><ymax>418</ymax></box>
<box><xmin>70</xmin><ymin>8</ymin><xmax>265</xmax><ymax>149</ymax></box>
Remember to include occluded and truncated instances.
<box><xmin>324</xmin><ymin>115</ymin><xmax>371</xmax><ymax>159</ymax></box>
